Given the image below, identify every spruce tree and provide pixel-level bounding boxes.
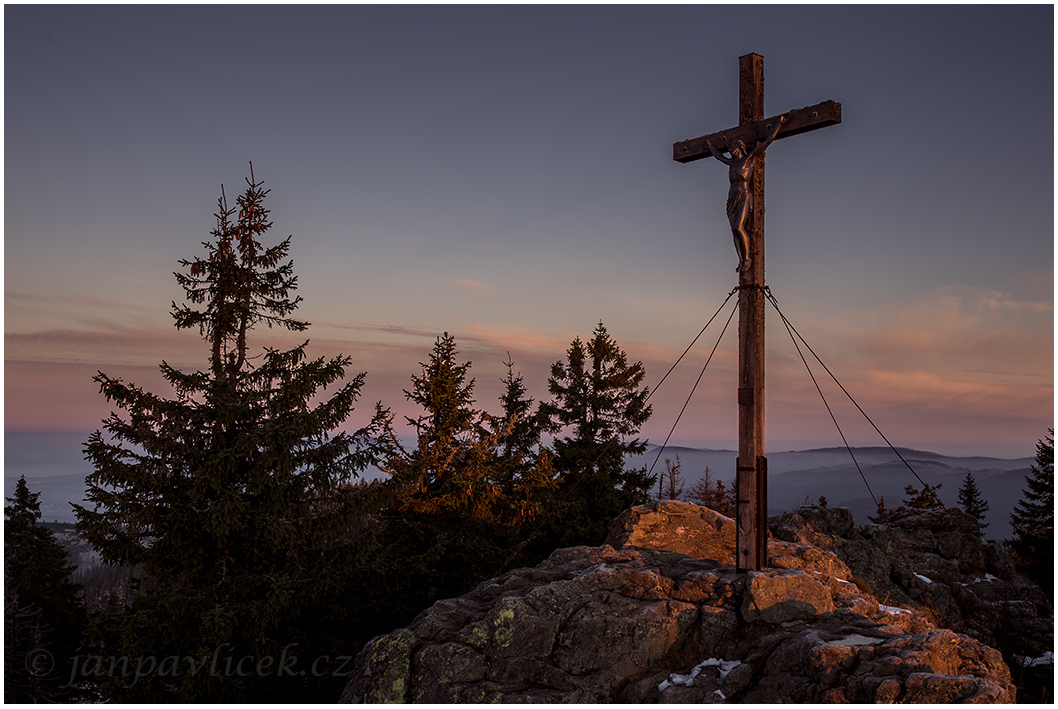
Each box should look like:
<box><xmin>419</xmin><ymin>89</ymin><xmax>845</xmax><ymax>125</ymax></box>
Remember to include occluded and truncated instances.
<box><xmin>903</xmin><ymin>482</ymin><xmax>944</xmax><ymax>510</ymax></box>
<box><xmin>375</xmin><ymin>335</ymin><xmax>551</xmax><ymax>622</ymax></box>
<box><xmin>868</xmin><ymin>495</ymin><xmax>890</xmax><ymax>524</ymax></box>
<box><xmin>686</xmin><ymin>467</ymin><xmax>734</xmax><ymax>517</ymax></box>
<box><xmin>490</xmin><ymin>355</ymin><xmax>550</xmax><ymax>497</ymax></box>
<box><xmin>957</xmin><ymin>471</ymin><xmax>990</xmax><ymax>533</ymax></box>
<box><xmin>539</xmin><ymin>322</ymin><xmax>653</xmax><ymax>545</ymax></box>
<box><xmin>1008</xmin><ymin>431</ymin><xmax>1053</xmax><ymax>598</ymax></box>
<box><xmin>5</xmin><ymin>477</ymin><xmax>88</xmax><ymax>702</ymax></box>
<box><xmin>384</xmin><ymin>333</ymin><xmax>508</xmax><ymax>518</ymax></box>
<box><xmin>658</xmin><ymin>455</ymin><xmax>685</xmax><ymax>501</ymax></box>
<box><xmin>73</xmin><ymin>168</ymin><xmax>388</xmax><ymax>701</ymax></box>
<box><xmin>381</xmin><ymin>334</ymin><xmax>553</xmax><ymax>521</ymax></box>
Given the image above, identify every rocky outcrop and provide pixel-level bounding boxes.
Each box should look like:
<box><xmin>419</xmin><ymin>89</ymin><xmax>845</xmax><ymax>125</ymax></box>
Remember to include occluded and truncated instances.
<box><xmin>769</xmin><ymin>505</ymin><xmax>1053</xmax><ymax>662</ymax></box>
<box><xmin>606</xmin><ymin>499</ymin><xmax>737</xmax><ymax>564</ymax></box>
<box><xmin>607</xmin><ymin>499</ymin><xmax>857</xmax><ymax>581</ymax></box>
<box><xmin>342</xmin><ymin>501</ymin><xmax>1018</xmax><ymax>703</ymax></box>
<box><xmin>613</xmin><ymin>499</ymin><xmax>1051</xmax><ymax>663</ymax></box>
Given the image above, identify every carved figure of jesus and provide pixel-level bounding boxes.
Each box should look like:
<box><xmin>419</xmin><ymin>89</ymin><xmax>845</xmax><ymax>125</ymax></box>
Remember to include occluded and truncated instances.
<box><xmin>707</xmin><ymin>115</ymin><xmax>785</xmax><ymax>272</ymax></box>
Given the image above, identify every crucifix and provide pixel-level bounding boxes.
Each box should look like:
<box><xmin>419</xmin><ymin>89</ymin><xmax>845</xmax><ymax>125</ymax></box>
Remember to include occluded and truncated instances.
<box><xmin>673</xmin><ymin>53</ymin><xmax>841</xmax><ymax>570</ymax></box>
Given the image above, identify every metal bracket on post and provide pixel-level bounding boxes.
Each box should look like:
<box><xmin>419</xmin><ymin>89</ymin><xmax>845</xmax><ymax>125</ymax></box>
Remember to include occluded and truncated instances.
<box><xmin>735</xmin><ymin>461</ymin><xmax>757</xmax><ymax>571</ymax></box>
<box><xmin>756</xmin><ymin>455</ymin><xmax>768</xmax><ymax>565</ymax></box>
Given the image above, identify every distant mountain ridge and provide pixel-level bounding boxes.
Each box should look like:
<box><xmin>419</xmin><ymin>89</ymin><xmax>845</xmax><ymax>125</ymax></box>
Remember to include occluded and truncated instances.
<box><xmin>628</xmin><ymin>445</ymin><xmax>1033</xmax><ymax>540</ymax></box>
<box><xmin>7</xmin><ymin>445</ymin><xmax>1035</xmax><ymax>540</ymax></box>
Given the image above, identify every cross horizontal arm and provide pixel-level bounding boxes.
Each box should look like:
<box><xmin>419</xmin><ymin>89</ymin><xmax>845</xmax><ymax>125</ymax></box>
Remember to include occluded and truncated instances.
<box><xmin>673</xmin><ymin>100</ymin><xmax>841</xmax><ymax>163</ymax></box>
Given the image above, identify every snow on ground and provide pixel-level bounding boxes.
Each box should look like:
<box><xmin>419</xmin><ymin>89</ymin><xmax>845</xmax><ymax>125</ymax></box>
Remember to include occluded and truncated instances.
<box><xmin>959</xmin><ymin>573</ymin><xmax>1002</xmax><ymax>586</ymax></box>
<box><xmin>826</xmin><ymin>633</ymin><xmax>885</xmax><ymax>647</ymax></box>
<box><xmin>1016</xmin><ymin>651</ymin><xmax>1053</xmax><ymax>668</ymax></box>
<box><xmin>878</xmin><ymin>604</ymin><xmax>911</xmax><ymax>614</ymax></box>
<box><xmin>658</xmin><ymin>658</ymin><xmax>741</xmax><ymax>691</ymax></box>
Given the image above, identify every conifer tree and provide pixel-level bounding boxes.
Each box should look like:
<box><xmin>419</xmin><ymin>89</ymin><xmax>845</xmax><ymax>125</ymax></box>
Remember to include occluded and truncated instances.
<box><xmin>1008</xmin><ymin>431</ymin><xmax>1053</xmax><ymax>598</ymax></box>
<box><xmin>868</xmin><ymin>495</ymin><xmax>890</xmax><ymax>524</ymax></box>
<box><xmin>381</xmin><ymin>335</ymin><xmax>552</xmax><ymax>521</ymax></box>
<box><xmin>722</xmin><ymin>477</ymin><xmax>737</xmax><ymax>517</ymax></box>
<box><xmin>658</xmin><ymin>455</ymin><xmax>685</xmax><ymax>501</ymax></box>
<box><xmin>687</xmin><ymin>471</ymin><xmax>711</xmax><ymax>507</ymax></box>
<box><xmin>5</xmin><ymin>477</ymin><xmax>88</xmax><ymax>702</ymax></box>
<box><xmin>384</xmin><ymin>333</ymin><xmax>511</xmax><ymax>518</ymax></box>
<box><xmin>686</xmin><ymin>467</ymin><xmax>734</xmax><ymax>516</ymax></box>
<box><xmin>957</xmin><ymin>471</ymin><xmax>990</xmax><ymax>533</ymax></box>
<box><xmin>73</xmin><ymin>168</ymin><xmax>388</xmax><ymax>701</ymax></box>
<box><xmin>903</xmin><ymin>482</ymin><xmax>944</xmax><ymax>510</ymax></box>
<box><xmin>490</xmin><ymin>356</ymin><xmax>549</xmax><ymax>494</ymax></box>
<box><xmin>375</xmin><ymin>335</ymin><xmax>551</xmax><ymax>621</ymax></box>
<box><xmin>539</xmin><ymin>323</ymin><xmax>653</xmax><ymax>544</ymax></box>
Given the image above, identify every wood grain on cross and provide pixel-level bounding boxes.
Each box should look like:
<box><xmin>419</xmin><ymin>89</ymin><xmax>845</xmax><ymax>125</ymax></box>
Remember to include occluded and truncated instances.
<box><xmin>673</xmin><ymin>53</ymin><xmax>841</xmax><ymax>571</ymax></box>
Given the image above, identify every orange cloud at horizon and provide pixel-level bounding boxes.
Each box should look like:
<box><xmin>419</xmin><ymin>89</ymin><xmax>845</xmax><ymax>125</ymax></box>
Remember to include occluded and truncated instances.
<box><xmin>740</xmin><ymin>282</ymin><xmax>1052</xmax><ymax>455</ymax></box>
<box><xmin>5</xmin><ymin>360</ymin><xmax>164</xmax><ymax>433</ymax></box>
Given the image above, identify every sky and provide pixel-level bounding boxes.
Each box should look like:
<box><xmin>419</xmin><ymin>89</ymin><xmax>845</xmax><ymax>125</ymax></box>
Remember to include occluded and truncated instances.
<box><xmin>5</xmin><ymin>4</ymin><xmax>1053</xmax><ymax>473</ymax></box>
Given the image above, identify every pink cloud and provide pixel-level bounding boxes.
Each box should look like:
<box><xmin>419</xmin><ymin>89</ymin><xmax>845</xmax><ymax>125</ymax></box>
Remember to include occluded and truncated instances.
<box><xmin>460</xmin><ymin>323</ymin><xmax>568</xmax><ymax>355</ymax></box>
<box><xmin>7</xmin><ymin>325</ymin><xmax>208</xmax><ymax>369</ymax></box>
<box><xmin>6</xmin><ymin>279</ymin><xmax>1050</xmax><ymax>458</ymax></box>
<box><xmin>451</xmin><ymin>278</ymin><xmax>498</xmax><ymax>295</ymax></box>
<box><xmin>5</xmin><ymin>289</ymin><xmax>155</xmax><ymax>312</ymax></box>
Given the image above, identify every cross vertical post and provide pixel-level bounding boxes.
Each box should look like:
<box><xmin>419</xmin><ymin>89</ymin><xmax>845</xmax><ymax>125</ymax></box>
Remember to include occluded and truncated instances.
<box><xmin>672</xmin><ymin>53</ymin><xmax>841</xmax><ymax>571</ymax></box>
<box><xmin>736</xmin><ymin>52</ymin><xmax>767</xmax><ymax>571</ymax></box>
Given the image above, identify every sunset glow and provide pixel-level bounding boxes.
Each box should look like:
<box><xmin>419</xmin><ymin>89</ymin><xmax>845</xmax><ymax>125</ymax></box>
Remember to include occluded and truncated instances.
<box><xmin>6</xmin><ymin>5</ymin><xmax>1053</xmax><ymax>463</ymax></box>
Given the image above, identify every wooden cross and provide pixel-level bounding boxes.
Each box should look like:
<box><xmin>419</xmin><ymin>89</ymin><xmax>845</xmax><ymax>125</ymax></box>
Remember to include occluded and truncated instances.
<box><xmin>673</xmin><ymin>53</ymin><xmax>841</xmax><ymax>571</ymax></box>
